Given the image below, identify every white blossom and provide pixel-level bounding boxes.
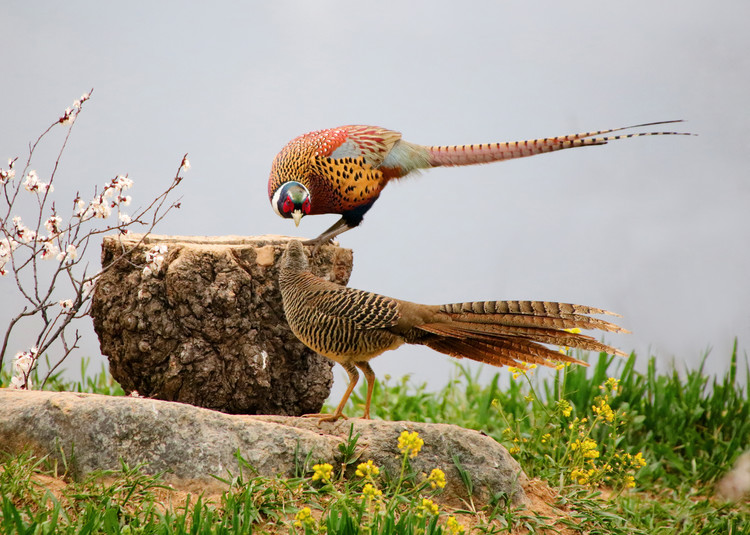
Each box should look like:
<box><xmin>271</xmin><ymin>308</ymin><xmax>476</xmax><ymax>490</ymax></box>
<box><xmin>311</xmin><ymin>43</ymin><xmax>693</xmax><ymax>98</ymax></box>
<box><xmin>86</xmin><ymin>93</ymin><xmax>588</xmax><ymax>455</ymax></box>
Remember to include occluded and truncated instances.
<box><xmin>0</xmin><ymin>237</ymin><xmax>15</xmax><ymax>275</ymax></box>
<box><xmin>74</xmin><ymin>196</ymin><xmax>85</xmax><ymax>211</ymax></box>
<box><xmin>113</xmin><ymin>175</ymin><xmax>133</xmax><ymax>191</ymax></box>
<box><xmin>117</xmin><ymin>195</ymin><xmax>132</xmax><ymax>206</ymax></box>
<box><xmin>181</xmin><ymin>157</ymin><xmax>191</xmax><ymax>171</ymax></box>
<box><xmin>142</xmin><ymin>244</ymin><xmax>168</xmax><ymax>277</ymax></box>
<box><xmin>41</xmin><ymin>241</ymin><xmax>61</xmax><ymax>260</ymax></box>
<box><xmin>0</xmin><ymin>159</ymin><xmax>15</xmax><ymax>183</ymax></box>
<box><xmin>14</xmin><ymin>351</ymin><xmax>35</xmax><ymax>374</ymax></box>
<box><xmin>9</xmin><ymin>349</ymin><xmax>37</xmax><ymax>389</ymax></box>
<box><xmin>23</xmin><ymin>170</ymin><xmax>40</xmax><ymax>191</ymax></box>
<box><xmin>90</xmin><ymin>195</ymin><xmax>112</xmax><ymax>218</ymax></box>
<box><xmin>82</xmin><ymin>280</ymin><xmax>95</xmax><ymax>297</ymax></box>
<box><xmin>57</xmin><ymin>244</ymin><xmax>78</xmax><ymax>262</ymax></box>
<box><xmin>60</xmin><ymin>107</ymin><xmax>75</xmax><ymax>125</ymax></box>
<box><xmin>12</xmin><ymin>216</ymin><xmax>36</xmax><ymax>243</ymax></box>
<box><xmin>9</xmin><ymin>375</ymin><xmax>26</xmax><ymax>388</ymax></box>
<box><xmin>59</xmin><ymin>299</ymin><xmax>74</xmax><ymax>310</ymax></box>
<box><xmin>0</xmin><ymin>237</ymin><xmax>18</xmax><ymax>257</ymax></box>
<box><xmin>118</xmin><ymin>213</ymin><xmax>132</xmax><ymax>224</ymax></box>
<box><xmin>44</xmin><ymin>215</ymin><xmax>63</xmax><ymax>235</ymax></box>
<box><xmin>23</xmin><ymin>170</ymin><xmax>53</xmax><ymax>194</ymax></box>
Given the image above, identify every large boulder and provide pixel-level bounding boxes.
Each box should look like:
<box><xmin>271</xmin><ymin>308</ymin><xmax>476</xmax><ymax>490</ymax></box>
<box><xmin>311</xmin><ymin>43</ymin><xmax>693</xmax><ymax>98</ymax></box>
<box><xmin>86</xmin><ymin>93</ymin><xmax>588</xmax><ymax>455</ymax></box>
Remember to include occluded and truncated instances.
<box><xmin>0</xmin><ymin>390</ymin><xmax>528</xmax><ymax>506</ymax></box>
<box><xmin>92</xmin><ymin>234</ymin><xmax>353</xmax><ymax>415</ymax></box>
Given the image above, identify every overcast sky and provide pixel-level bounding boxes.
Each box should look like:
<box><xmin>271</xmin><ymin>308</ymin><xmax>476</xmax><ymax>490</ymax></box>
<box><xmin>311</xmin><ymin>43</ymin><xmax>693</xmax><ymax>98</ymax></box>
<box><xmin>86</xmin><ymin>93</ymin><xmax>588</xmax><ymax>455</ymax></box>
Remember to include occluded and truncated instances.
<box><xmin>2</xmin><ymin>2</ymin><xmax>749</xmax><ymax>399</ymax></box>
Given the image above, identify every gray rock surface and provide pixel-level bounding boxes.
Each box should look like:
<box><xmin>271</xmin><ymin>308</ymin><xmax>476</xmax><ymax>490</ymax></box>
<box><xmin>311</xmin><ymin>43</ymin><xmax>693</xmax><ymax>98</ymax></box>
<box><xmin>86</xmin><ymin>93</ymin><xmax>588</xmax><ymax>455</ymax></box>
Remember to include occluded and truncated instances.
<box><xmin>92</xmin><ymin>234</ymin><xmax>353</xmax><ymax>415</ymax></box>
<box><xmin>716</xmin><ymin>450</ymin><xmax>750</xmax><ymax>502</ymax></box>
<box><xmin>0</xmin><ymin>390</ymin><xmax>528</xmax><ymax>505</ymax></box>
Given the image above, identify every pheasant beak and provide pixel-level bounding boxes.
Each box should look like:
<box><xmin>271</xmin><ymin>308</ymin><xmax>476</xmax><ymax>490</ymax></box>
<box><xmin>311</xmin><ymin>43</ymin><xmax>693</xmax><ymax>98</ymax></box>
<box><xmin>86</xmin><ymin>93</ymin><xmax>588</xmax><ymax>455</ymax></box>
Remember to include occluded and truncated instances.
<box><xmin>292</xmin><ymin>209</ymin><xmax>303</xmax><ymax>227</ymax></box>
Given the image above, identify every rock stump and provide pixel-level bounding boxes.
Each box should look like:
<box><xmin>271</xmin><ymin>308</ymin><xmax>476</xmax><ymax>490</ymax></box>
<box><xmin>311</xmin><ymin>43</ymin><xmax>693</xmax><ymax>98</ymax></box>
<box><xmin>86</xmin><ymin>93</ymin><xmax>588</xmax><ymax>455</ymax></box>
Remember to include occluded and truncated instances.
<box><xmin>91</xmin><ymin>234</ymin><xmax>353</xmax><ymax>415</ymax></box>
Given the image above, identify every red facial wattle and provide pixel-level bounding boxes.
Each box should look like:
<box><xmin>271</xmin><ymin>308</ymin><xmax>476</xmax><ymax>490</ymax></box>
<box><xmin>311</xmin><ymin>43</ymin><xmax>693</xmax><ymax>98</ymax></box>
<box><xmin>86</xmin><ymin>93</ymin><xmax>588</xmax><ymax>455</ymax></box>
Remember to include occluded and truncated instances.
<box><xmin>282</xmin><ymin>196</ymin><xmax>295</xmax><ymax>215</ymax></box>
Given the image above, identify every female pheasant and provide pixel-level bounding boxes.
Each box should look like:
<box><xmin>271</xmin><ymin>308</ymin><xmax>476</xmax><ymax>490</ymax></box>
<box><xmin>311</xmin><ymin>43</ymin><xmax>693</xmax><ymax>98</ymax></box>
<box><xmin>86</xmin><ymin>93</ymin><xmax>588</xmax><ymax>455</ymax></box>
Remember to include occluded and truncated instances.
<box><xmin>268</xmin><ymin>121</ymin><xmax>689</xmax><ymax>244</ymax></box>
<box><xmin>279</xmin><ymin>239</ymin><xmax>626</xmax><ymax>422</ymax></box>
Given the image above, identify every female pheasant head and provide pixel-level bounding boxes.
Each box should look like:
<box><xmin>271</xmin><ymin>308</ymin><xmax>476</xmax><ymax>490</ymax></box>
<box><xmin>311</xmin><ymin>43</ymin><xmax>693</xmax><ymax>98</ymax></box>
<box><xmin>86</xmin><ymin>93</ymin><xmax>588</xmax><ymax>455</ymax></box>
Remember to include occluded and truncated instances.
<box><xmin>271</xmin><ymin>181</ymin><xmax>311</xmax><ymax>227</ymax></box>
<box><xmin>280</xmin><ymin>239</ymin><xmax>309</xmax><ymax>273</ymax></box>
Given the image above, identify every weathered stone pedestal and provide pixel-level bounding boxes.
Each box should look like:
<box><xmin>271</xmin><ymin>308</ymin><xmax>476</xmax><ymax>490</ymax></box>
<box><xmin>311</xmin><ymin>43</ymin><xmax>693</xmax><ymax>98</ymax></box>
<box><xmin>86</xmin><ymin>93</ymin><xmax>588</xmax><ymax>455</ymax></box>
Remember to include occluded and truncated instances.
<box><xmin>91</xmin><ymin>234</ymin><xmax>353</xmax><ymax>415</ymax></box>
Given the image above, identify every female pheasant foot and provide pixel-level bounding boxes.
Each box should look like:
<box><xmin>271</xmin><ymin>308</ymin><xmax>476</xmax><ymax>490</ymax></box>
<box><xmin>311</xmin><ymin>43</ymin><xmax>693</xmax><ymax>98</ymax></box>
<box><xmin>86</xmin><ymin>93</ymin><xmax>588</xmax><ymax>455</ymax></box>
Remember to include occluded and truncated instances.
<box><xmin>302</xmin><ymin>361</ymin><xmax>373</xmax><ymax>423</ymax></box>
<box><xmin>302</xmin><ymin>412</ymin><xmax>349</xmax><ymax>423</ymax></box>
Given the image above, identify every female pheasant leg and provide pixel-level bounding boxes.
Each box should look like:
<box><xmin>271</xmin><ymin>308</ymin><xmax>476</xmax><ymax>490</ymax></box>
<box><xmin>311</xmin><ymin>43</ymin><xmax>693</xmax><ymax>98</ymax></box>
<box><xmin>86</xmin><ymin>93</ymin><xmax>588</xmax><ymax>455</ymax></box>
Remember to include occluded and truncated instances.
<box><xmin>355</xmin><ymin>362</ymin><xmax>376</xmax><ymax>419</ymax></box>
<box><xmin>304</xmin><ymin>361</ymin><xmax>359</xmax><ymax>422</ymax></box>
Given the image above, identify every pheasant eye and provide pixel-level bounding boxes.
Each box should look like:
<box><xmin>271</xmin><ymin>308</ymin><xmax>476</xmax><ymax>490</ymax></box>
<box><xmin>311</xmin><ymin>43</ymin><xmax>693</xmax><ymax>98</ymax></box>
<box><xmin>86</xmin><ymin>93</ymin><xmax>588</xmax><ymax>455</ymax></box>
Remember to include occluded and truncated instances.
<box><xmin>302</xmin><ymin>198</ymin><xmax>312</xmax><ymax>214</ymax></box>
<box><xmin>282</xmin><ymin>196</ymin><xmax>295</xmax><ymax>214</ymax></box>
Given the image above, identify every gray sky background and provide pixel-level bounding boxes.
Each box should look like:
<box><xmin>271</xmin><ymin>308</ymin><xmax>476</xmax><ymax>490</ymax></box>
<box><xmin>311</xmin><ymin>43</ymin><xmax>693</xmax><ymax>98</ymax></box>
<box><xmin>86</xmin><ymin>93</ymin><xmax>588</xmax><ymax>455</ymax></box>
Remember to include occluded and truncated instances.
<box><xmin>2</xmin><ymin>2</ymin><xmax>749</xmax><ymax>400</ymax></box>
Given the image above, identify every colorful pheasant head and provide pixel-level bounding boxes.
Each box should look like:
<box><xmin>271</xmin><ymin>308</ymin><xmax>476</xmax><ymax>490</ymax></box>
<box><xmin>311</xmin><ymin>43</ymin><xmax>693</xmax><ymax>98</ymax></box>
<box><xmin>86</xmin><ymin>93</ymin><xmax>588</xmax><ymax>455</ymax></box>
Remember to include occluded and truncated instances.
<box><xmin>271</xmin><ymin>181</ymin><xmax>311</xmax><ymax>227</ymax></box>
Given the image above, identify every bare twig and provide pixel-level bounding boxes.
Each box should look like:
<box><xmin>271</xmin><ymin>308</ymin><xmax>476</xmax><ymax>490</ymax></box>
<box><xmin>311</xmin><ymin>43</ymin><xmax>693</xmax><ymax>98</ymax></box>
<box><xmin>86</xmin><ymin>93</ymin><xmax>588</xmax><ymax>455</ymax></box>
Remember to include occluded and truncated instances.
<box><xmin>1</xmin><ymin>90</ymin><xmax>186</xmax><ymax>387</ymax></box>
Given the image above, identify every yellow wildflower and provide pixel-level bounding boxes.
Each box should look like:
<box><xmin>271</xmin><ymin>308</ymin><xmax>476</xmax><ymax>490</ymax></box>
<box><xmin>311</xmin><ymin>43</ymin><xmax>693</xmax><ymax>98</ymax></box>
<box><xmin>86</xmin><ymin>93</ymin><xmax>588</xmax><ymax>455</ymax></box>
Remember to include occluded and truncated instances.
<box><xmin>507</xmin><ymin>366</ymin><xmax>523</xmax><ymax>380</ymax></box>
<box><xmin>418</xmin><ymin>498</ymin><xmax>439</xmax><ymax>516</ymax></box>
<box><xmin>293</xmin><ymin>507</ymin><xmax>315</xmax><ymax>529</ymax></box>
<box><xmin>356</xmin><ymin>460</ymin><xmax>380</xmax><ymax>480</ymax></box>
<box><xmin>571</xmin><ymin>438</ymin><xmax>599</xmax><ymax>459</ymax></box>
<box><xmin>398</xmin><ymin>430</ymin><xmax>424</xmax><ymax>458</ymax></box>
<box><xmin>570</xmin><ymin>467</ymin><xmax>596</xmax><ymax>486</ymax></box>
<box><xmin>624</xmin><ymin>474</ymin><xmax>636</xmax><ymax>488</ymax></box>
<box><xmin>361</xmin><ymin>483</ymin><xmax>383</xmax><ymax>500</ymax></box>
<box><xmin>602</xmin><ymin>377</ymin><xmax>620</xmax><ymax>393</ymax></box>
<box><xmin>524</xmin><ymin>393</ymin><xmax>535</xmax><ymax>403</ymax></box>
<box><xmin>541</xmin><ymin>433</ymin><xmax>552</xmax><ymax>444</ymax></box>
<box><xmin>428</xmin><ymin>468</ymin><xmax>447</xmax><ymax>489</ymax></box>
<box><xmin>585</xmin><ymin>449</ymin><xmax>600</xmax><ymax>459</ymax></box>
<box><xmin>634</xmin><ymin>452</ymin><xmax>647</xmax><ymax>468</ymax></box>
<box><xmin>311</xmin><ymin>463</ymin><xmax>333</xmax><ymax>483</ymax></box>
<box><xmin>446</xmin><ymin>516</ymin><xmax>466</xmax><ymax>534</ymax></box>
<box><xmin>556</xmin><ymin>399</ymin><xmax>573</xmax><ymax>417</ymax></box>
<box><xmin>592</xmin><ymin>397</ymin><xmax>615</xmax><ymax>423</ymax></box>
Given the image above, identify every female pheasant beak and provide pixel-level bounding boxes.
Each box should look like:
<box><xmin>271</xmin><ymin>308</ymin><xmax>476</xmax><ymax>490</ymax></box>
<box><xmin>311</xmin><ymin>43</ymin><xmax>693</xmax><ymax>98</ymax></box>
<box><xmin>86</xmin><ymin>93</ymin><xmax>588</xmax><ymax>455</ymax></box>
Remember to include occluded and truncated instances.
<box><xmin>272</xmin><ymin>181</ymin><xmax>312</xmax><ymax>226</ymax></box>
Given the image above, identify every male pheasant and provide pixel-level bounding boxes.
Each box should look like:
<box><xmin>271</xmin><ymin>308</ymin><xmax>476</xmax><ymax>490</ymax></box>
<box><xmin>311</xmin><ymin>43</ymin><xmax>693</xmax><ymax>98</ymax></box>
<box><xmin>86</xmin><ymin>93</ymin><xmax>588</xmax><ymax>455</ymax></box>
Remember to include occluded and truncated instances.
<box><xmin>269</xmin><ymin>121</ymin><xmax>690</xmax><ymax>244</ymax></box>
<box><xmin>279</xmin><ymin>239</ymin><xmax>626</xmax><ymax>422</ymax></box>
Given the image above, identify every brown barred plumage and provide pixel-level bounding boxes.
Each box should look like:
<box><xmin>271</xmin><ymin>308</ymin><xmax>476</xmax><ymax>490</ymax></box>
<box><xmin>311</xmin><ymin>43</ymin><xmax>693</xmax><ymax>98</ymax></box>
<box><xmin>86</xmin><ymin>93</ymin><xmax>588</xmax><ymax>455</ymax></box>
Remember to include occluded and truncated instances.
<box><xmin>279</xmin><ymin>240</ymin><xmax>627</xmax><ymax>422</ymax></box>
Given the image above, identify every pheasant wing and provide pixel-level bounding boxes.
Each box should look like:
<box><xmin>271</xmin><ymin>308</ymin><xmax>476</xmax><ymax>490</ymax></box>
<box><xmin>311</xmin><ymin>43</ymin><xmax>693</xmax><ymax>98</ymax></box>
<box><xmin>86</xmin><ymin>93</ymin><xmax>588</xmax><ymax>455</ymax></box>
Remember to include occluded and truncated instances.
<box><xmin>307</xmin><ymin>286</ymin><xmax>401</xmax><ymax>330</ymax></box>
<box><xmin>328</xmin><ymin>125</ymin><xmax>403</xmax><ymax>167</ymax></box>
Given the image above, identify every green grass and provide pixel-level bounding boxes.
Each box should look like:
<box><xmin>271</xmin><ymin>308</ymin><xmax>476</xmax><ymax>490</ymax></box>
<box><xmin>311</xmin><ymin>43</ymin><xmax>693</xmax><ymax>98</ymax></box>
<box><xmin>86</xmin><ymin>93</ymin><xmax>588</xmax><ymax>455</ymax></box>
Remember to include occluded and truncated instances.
<box><xmin>1</xmin><ymin>356</ymin><xmax>125</xmax><ymax>396</ymax></box>
<box><xmin>1</xmin><ymin>346</ymin><xmax>749</xmax><ymax>534</ymax></box>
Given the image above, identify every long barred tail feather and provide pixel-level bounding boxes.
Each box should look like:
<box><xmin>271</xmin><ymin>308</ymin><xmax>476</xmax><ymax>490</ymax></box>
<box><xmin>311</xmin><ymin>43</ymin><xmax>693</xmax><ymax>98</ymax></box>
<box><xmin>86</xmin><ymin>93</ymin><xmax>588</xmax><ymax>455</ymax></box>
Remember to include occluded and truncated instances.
<box><xmin>440</xmin><ymin>300</ymin><xmax>627</xmax><ymax>333</ymax></box>
<box><xmin>417</xmin><ymin>299</ymin><xmax>626</xmax><ymax>370</ymax></box>
<box><xmin>425</xmin><ymin>336</ymin><xmax>587</xmax><ymax>369</ymax></box>
<box><xmin>425</xmin><ymin>120</ymin><xmax>691</xmax><ymax>167</ymax></box>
